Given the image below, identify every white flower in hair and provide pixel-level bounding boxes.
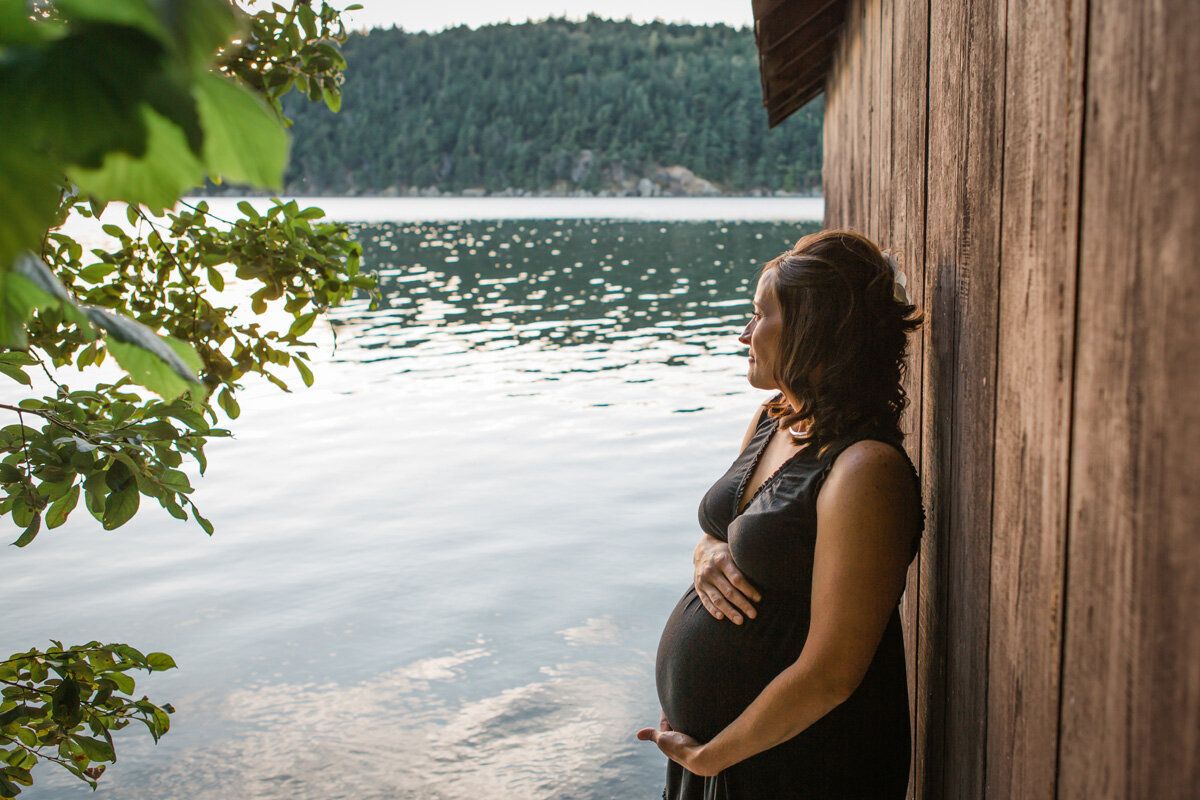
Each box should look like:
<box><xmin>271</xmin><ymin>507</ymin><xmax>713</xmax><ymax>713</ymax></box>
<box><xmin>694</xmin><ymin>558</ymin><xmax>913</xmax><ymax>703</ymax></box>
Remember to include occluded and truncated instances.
<box><xmin>882</xmin><ymin>252</ymin><xmax>912</xmax><ymax>305</ymax></box>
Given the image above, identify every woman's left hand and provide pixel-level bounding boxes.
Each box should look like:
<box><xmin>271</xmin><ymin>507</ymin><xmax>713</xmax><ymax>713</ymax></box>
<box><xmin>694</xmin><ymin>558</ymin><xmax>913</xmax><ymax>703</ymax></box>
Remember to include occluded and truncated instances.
<box><xmin>636</xmin><ymin>720</ymin><xmax>721</xmax><ymax>777</ymax></box>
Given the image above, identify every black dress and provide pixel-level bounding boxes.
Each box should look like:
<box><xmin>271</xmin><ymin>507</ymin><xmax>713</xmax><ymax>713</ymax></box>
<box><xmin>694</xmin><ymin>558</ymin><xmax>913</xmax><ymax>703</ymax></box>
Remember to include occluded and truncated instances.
<box><xmin>654</xmin><ymin>402</ymin><xmax>923</xmax><ymax>800</ymax></box>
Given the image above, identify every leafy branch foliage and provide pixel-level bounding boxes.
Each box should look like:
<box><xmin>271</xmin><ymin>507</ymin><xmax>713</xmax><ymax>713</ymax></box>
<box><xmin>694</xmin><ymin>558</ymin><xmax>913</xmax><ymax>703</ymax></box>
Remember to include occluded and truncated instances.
<box><xmin>0</xmin><ymin>643</ymin><xmax>177</xmax><ymax>797</ymax></box>
<box><xmin>0</xmin><ymin>0</ymin><xmax>371</xmax><ymax>796</ymax></box>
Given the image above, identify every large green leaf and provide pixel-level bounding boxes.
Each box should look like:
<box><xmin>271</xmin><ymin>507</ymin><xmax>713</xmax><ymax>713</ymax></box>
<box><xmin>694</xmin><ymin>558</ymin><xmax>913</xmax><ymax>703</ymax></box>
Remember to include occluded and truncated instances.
<box><xmin>143</xmin><ymin>72</ymin><xmax>206</xmax><ymax>157</ymax></box>
<box><xmin>69</xmin><ymin>106</ymin><xmax>205</xmax><ymax>212</ymax></box>
<box><xmin>12</xmin><ymin>251</ymin><xmax>76</xmax><ymax>304</ymax></box>
<box><xmin>102</xmin><ymin>485</ymin><xmax>139</xmax><ymax>530</ymax></box>
<box><xmin>0</xmin><ymin>0</ymin><xmax>56</xmax><ymax>45</ymax></box>
<box><xmin>0</xmin><ymin>254</ymin><xmax>76</xmax><ymax>348</ymax></box>
<box><xmin>0</xmin><ymin>24</ymin><xmax>166</xmax><ymax>170</ymax></box>
<box><xmin>55</xmin><ymin>0</ymin><xmax>168</xmax><ymax>40</ymax></box>
<box><xmin>160</xmin><ymin>0</ymin><xmax>242</xmax><ymax>70</ymax></box>
<box><xmin>0</xmin><ymin>146</ymin><xmax>62</xmax><ymax>268</ymax></box>
<box><xmin>84</xmin><ymin>307</ymin><xmax>202</xmax><ymax>400</ymax></box>
<box><xmin>194</xmin><ymin>71</ymin><xmax>288</xmax><ymax>189</ymax></box>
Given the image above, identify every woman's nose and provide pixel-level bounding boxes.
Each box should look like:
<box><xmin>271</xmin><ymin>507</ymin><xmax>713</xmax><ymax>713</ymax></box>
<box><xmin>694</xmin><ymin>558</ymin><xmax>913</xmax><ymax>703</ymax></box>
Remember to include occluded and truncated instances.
<box><xmin>738</xmin><ymin>322</ymin><xmax>752</xmax><ymax>344</ymax></box>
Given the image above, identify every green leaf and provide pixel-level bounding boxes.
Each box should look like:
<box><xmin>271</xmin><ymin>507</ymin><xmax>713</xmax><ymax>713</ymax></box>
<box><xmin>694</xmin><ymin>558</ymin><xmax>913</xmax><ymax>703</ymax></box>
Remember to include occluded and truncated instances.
<box><xmin>150</xmin><ymin>705</ymin><xmax>171</xmax><ymax>738</ymax></box>
<box><xmin>190</xmin><ymin>503</ymin><xmax>214</xmax><ymax>535</ymax></box>
<box><xmin>0</xmin><ymin>256</ymin><xmax>66</xmax><ymax>349</ymax></box>
<box><xmin>0</xmin><ymin>0</ymin><xmax>55</xmax><ymax>45</ymax></box>
<box><xmin>298</xmin><ymin>4</ymin><xmax>317</xmax><ymax>38</ymax></box>
<box><xmin>236</xmin><ymin>200</ymin><xmax>261</xmax><ymax>221</ymax></box>
<box><xmin>45</xmin><ymin>485</ymin><xmax>80</xmax><ymax>529</ymax></box>
<box><xmin>0</xmin><ymin>363</ymin><xmax>31</xmax><ymax>386</ymax></box>
<box><xmin>216</xmin><ymin>388</ymin><xmax>239</xmax><ymax>419</ymax></box>
<box><xmin>85</xmin><ymin>307</ymin><xmax>201</xmax><ymax>399</ymax></box>
<box><xmin>287</xmin><ymin>312</ymin><xmax>317</xmax><ymax>338</ymax></box>
<box><xmin>13</xmin><ymin>251</ymin><xmax>77</xmax><ymax>305</ymax></box>
<box><xmin>112</xmin><ymin>643</ymin><xmax>147</xmax><ymax>664</ymax></box>
<box><xmin>0</xmin><ymin>146</ymin><xmax>61</xmax><ymax>268</ymax></box>
<box><xmin>206</xmin><ymin>266</ymin><xmax>224</xmax><ymax>291</ymax></box>
<box><xmin>51</xmin><ymin>678</ymin><xmax>81</xmax><ymax>725</ymax></box>
<box><xmin>0</xmin><ymin>24</ymin><xmax>165</xmax><ymax>170</ymax></box>
<box><xmin>294</xmin><ymin>357</ymin><xmax>314</xmax><ymax>388</ymax></box>
<box><xmin>79</xmin><ymin>263</ymin><xmax>116</xmax><ymax>283</ymax></box>
<box><xmin>162</xmin><ymin>0</ymin><xmax>242</xmax><ymax>71</ymax></box>
<box><xmin>55</xmin><ymin>0</ymin><xmax>169</xmax><ymax>39</ymax></box>
<box><xmin>0</xmin><ymin>705</ymin><xmax>25</xmax><ymax>728</ymax></box>
<box><xmin>70</xmin><ymin>734</ymin><xmax>114</xmax><ymax>763</ymax></box>
<box><xmin>12</xmin><ymin>516</ymin><xmax>40</xmax><ymax>548</ymax></box>
<box><xmin>69</xmin><ymin>106</ymin><xmax>205</xmax><ymax>213</ymax></box>
<box><xmin>102</xmin><ymin>485</ymin><xmax>139</xmax><ymax>530</ymax></box>
<box><xmin>145</xmin><ymin>652</ymin><xmax>176</xmax><ymax>670</ymax></box>
<box><xmin>0</xmin><ymin>772</ymin><xmax>21</xmax><ymax>798</ymax></box>
<box><xmin>322</xmin><ymin>86</ymin><xmax>341</xmax><ymax>113</ymax></box>
<box><xmin>194</xmin><ymin>72</ymin><xmax>288</xmax><ymax>189</ymax></box>
<box><xmin>105</xmin><ymin>670</ymin><xmax>135</xmax><ymax>694</ymax></box>
<box><xmin>160</xmin><ymin>334</ymin><xmax>205</xmax><ymax>374</ymax></box>
<box><xmin>157</xmin><ymin>469</ymin><xmax>191</xmax><ymax>493</ymax></box>
<box><xmin>163</xmin><ymin>494</ymin><xmax>188</xmax><ymax>520</ymax></box>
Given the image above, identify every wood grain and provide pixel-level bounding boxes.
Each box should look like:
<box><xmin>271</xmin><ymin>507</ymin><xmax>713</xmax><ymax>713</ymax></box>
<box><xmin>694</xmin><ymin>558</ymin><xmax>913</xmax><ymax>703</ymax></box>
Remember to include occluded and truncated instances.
<box><xmin>1060</xmin><ymin>0</ymin><xmax>1200</xmax><ymax>797</ymax></box>
<box><xmin>885</xmin><ymin>0</ymin><xmax>929</xmax><ymax>796</ymax></box>
<box><xmin>983</xmin><ymin>0</ymin><xmax>1084</xmax><ymax>796</ymax></box>
<box><xmin>923</xmin><ymin>0</ymin><xmax>1007</xmax><ymax>795</ymax></box>
<box><xmin>867</xmin><ymin>0</ymin><xmax>890</xmax><ymax>244</ymax></box>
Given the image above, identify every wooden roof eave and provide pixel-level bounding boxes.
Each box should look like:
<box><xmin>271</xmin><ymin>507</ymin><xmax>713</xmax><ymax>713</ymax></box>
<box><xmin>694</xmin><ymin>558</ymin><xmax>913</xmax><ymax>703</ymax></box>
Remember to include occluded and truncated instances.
<box><xmin>752</xmin><ymin>0</ymin><xmax>849</xmax><ymax>128</ymax></box>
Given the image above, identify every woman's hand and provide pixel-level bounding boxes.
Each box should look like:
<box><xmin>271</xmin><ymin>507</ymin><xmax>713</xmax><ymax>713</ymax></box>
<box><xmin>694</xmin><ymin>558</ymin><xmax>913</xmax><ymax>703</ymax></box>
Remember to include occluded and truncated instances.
<box><xmin>693</xmin><ymin>534</ymin><xmax>761</xmax><ymax>624</ymax></box>
<box><xmin>636</xmin><ymin>713</ymin><xmax>722</xmax><ymax>777</ymax></box>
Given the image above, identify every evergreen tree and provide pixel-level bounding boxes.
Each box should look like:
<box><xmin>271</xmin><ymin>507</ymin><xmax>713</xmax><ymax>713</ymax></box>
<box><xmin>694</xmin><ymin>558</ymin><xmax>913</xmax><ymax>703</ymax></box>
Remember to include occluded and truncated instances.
<box><xmin>276</xmin><ymin>18</ymin><xmax>824</xmax><ymax>195</ymax></box>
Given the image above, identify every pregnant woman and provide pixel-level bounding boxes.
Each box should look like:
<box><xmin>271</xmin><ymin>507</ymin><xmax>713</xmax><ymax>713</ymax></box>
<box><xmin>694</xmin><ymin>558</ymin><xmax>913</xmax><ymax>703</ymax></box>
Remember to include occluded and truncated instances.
<box><xmin>637</xmin><ymin>230</ymin><xmax>924</xmax><ymax>799</ymax></box>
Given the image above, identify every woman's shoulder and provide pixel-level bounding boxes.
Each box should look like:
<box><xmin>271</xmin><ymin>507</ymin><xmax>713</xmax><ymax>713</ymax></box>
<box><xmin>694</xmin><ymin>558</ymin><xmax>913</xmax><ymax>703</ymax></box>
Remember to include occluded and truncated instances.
<box><xmin>830</xmin><ymin>438</ymin><xmax>912</xmax><ymax>477</ymax></box>
<box><xmin>819</xmin><ymin>437</ymin><xmax>925</xmax><ymax>537</ymax></box>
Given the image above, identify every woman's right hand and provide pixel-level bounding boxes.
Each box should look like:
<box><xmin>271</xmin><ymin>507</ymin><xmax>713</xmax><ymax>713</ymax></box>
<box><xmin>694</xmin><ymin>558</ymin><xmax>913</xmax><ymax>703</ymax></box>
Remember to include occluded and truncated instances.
<box><xmin>693</xmin><ymin>534</ymin><xmax>761</xmax><ymax>624</ymax></box>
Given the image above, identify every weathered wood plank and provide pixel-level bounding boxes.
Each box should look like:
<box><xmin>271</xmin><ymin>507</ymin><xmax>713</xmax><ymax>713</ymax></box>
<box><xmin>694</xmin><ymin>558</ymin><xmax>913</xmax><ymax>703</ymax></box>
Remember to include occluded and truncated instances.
<box><xmin>1060</xmin><ymin>0</ymin><xmax>1200</xmax><ymax>797</ymax></box>
<box><xmin>984</xmin><ymin>0</ymin><xmax>1085</xmax><ymax>796</ymax></box>
<box><xmin>884</xmin><ymin>1</ymin><xmax>929</xmax><ymax>797</ymax></box>
<box><xmin>924</xmin><ymin>0</ymin><xmax>1006</xmax><ymax>795</ymax></box>
<box><xmin>821</xmin><ymin>0</ymin><xmax>850</xmax><ymax>227</ymax></box>
<box><xmin>824</xmin><ymin>0</ymin><xmax>870</xmax><ymax>228</ymax></box>
<box><xmin>867</xmin><ymin>0</ymin><xmax>890</xmax><ymax>243</ymax></box>
<box><xmin>854</xmin><ymin>0</ymin><xmax>872</xmax><ymax>226</ymax></box>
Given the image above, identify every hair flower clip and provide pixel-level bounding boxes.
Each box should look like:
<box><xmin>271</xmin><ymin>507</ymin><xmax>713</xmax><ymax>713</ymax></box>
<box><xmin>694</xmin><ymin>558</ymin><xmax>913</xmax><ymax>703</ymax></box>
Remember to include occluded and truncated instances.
<box><xmin>882</xmin><ymin>252</ymin><xmax>912</xmax><ymax>306</ymax></box>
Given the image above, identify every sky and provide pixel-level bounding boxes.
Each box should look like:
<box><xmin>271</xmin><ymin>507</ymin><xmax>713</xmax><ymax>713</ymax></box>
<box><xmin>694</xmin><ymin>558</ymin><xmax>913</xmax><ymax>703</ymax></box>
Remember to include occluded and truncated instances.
<box><xmin>339</xmin><ymin>0</ymin><xmax>754</xmax><ymax>33</ymax></box>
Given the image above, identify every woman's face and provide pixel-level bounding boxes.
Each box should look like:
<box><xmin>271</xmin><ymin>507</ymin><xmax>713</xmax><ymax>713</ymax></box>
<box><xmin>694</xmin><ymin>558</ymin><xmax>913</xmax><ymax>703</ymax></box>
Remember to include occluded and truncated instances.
<box><xmin>738</xmin><ymin>267</ymin><xmax>783</xmax><ymax>390</ymax></box>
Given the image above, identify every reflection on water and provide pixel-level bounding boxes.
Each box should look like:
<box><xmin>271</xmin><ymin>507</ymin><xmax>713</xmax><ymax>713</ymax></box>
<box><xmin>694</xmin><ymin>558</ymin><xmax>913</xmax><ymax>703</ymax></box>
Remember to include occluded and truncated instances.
<box><xmin>14</xmin><ymin>216</ymin><xmax>819</xmax><ymax>800</ymax></box>
<box><xmin>102</xmin><ymin>638</ymin><xmax>652</xmax><ymax>800</ymax></box>
<box><xmin>332</xmin><ymin>220</ymin><xmax>802</xmax><ymax>382</ymax></box>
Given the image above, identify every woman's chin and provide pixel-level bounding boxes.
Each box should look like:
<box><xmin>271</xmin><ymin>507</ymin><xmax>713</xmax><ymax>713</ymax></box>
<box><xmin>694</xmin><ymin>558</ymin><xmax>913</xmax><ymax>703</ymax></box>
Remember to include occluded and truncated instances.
<box><xmin>745</xmin><ymin>369</ymin><xmax>776</xmax><ymax>391</ymax></box>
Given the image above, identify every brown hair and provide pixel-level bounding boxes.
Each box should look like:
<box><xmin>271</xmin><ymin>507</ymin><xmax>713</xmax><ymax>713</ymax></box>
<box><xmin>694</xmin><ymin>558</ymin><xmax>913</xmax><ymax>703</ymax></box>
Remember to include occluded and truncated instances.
<box><xmin>762</xmin><ymin>229</ymin><xmax>923</xmax><ymax>451</ymax></box>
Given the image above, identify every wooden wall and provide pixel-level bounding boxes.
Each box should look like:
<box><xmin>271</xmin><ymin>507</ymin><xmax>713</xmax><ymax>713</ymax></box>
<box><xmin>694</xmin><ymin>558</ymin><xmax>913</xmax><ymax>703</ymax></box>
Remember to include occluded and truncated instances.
<box><xmin>821</xmin><ymin>1</ymin><xmax>1200</xmax><ymax>797</ymax></box>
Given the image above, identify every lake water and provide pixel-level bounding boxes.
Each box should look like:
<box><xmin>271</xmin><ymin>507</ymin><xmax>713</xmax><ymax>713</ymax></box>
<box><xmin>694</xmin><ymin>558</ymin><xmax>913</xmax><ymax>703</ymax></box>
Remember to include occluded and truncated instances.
<box><xmin>7</xmin><ymin>199</ymin><xmax>821</xmax><ymax>800</ymax></box>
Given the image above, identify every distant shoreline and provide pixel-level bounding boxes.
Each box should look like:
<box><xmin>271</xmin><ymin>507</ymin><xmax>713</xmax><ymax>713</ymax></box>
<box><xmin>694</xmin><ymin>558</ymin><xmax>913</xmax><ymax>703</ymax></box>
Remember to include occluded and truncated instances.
<box><xmin>182</xmin><ymin>196</ymin><xmax>827</xmax><ymax>223</ymax></box>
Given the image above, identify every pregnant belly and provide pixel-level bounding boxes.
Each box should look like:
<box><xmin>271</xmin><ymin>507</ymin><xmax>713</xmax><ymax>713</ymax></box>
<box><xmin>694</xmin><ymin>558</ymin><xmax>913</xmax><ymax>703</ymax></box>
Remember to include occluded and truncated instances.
<box><xmin>655</xmin><ymin>585</ymin><xmax>811</xmax><ymax>742</ymax></box>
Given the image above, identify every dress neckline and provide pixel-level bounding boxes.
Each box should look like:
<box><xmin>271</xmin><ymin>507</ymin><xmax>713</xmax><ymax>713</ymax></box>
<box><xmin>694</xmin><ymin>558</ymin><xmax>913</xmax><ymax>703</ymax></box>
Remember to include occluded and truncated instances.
<box><xmin>733</xmin><ymin>424</ymin><xmax>808</xmax><ymax>517</ymax></box>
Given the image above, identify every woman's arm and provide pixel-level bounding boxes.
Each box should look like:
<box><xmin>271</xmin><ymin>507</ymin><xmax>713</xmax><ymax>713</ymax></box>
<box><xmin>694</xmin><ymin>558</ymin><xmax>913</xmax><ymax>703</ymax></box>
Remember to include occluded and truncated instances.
<box><xmin>691</xmin><ymin>399</ymin><xmax>773</xmax><ymax>623</ymax></box>
<box><xmin>639</xmin><ymin>439</ymin><xmax>920</xmax><ymax>775</ymax></box>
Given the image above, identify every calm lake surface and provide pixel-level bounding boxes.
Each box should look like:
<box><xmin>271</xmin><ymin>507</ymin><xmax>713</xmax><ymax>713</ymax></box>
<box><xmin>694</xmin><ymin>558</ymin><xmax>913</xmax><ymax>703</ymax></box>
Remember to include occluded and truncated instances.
<box><xmin>7</xmin><ymin>199</ymin><xmax>821</xmax><ymax>800</ymax></box>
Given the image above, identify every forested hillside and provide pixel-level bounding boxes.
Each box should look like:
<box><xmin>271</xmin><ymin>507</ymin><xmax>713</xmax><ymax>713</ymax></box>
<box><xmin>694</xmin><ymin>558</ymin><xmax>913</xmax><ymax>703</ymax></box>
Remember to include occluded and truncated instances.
<box><xmin>278</xmin><ymin>17</ymin><xmax>823</xmax><ymax>196</ymax></box>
